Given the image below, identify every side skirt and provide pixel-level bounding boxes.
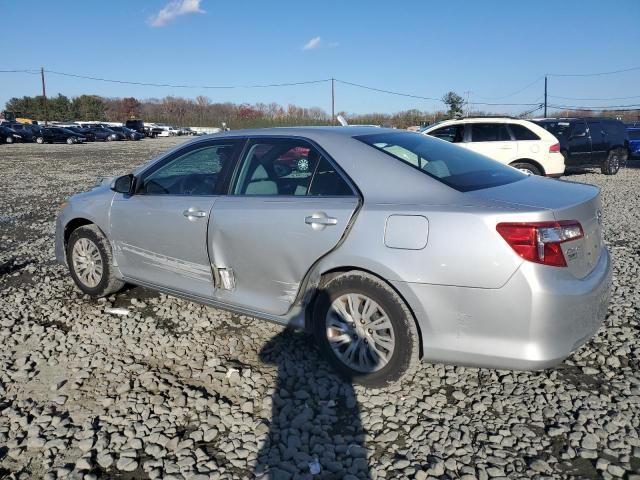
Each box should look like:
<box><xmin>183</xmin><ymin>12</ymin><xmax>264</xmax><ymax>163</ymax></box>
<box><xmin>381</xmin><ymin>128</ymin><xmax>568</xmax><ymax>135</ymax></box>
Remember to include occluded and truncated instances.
<box><xmin>121</xmin><ymin>275</ymin><xmax>306</xmax><ymax>329</ymax></box>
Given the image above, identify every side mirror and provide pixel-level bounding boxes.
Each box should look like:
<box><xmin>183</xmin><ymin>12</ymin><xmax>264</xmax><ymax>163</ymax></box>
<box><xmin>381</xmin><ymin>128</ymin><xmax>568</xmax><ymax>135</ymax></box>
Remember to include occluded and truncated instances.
<box><xmin>111</xmin><ymin>174</ymin><xmax>134</xmax><ymax>194</ymax></box>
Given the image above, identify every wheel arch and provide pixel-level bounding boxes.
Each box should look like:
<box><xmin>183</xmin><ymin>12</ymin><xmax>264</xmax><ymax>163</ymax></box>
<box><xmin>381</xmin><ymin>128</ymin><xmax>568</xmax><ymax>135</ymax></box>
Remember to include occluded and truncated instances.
<box><xmin>63</xmin><ymin>217</ymin><xmax>103</xmax><ymax>249</ymax></box>
<box><xmin>307</xmin><ymin>264</ymin><xmax>425</xmax><ymax>360</ymax></box>
<box><xmin>509</xmin><ymin>158</ymin><xmax>546</xmax><ymax>175</ymax></box>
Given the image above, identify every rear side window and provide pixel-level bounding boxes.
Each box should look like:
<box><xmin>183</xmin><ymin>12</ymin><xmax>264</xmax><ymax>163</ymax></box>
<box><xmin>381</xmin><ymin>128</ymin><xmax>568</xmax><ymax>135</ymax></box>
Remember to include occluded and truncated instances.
<box><xmin>356</xmin><ymin>132</ymin><xmax>525</xmax><ymax>192</ymax></box>
<box><xmin>629</xmin><ymin>130</ymin><xmax>640</xmax><ymax>140</ymax></box>
<box><xmin>509</xmin><ymin>124</ymin><xmax>540</xmax><ymax>141</ymax></box>
<box><xmin>428</xmin><ymin>125</ymin><xmax>464</xmax><ymax>143</ymax></box>
<box><xmin>470</xmin><ymin>123</ymin><xmax>511</xmax><ymax>142</ymax></box>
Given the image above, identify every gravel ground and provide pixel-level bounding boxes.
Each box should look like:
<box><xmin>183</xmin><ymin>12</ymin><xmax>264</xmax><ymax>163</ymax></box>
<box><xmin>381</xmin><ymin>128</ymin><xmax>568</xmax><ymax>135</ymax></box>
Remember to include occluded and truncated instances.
<box><xmin>0</xmin><ymin>139</ymin><xmax>639</xmax><ymax>480</ymax></box>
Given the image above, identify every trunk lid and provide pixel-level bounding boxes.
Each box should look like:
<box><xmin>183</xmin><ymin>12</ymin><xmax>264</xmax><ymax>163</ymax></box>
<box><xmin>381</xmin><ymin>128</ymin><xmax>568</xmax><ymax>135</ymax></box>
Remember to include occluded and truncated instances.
<box><xmin>468</xmin><ymin>176</ymin><xmax>603</xmax><ymax>278</ymax></box>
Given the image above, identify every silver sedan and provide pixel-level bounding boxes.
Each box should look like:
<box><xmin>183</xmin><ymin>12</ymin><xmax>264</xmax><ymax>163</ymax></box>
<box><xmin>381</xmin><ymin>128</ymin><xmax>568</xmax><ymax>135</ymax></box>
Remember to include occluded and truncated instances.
<box><xmin>55</xmin><ymin>127</ymin><xmax>612</xmax><ymax>387</ymax></box>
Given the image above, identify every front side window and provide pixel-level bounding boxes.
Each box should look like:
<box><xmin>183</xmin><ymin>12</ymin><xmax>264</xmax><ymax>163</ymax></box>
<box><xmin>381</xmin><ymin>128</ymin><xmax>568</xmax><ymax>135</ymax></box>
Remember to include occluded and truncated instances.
<box><xmin>356</xmin><ymin>131</ymin><xmax>525</xmax><ymax>192</ymax></box>
<box><xmin>470</xmin><ymin>123</ymin><xmax>511</xmax><ymax>142</ymax></box>
<box><xmin>233</xmin><ymin>139</ymin><xmax>352</xmax><ymax>197</ymax></box>
<box><xmin>428</xmin><ymin>125</ymin><xmax>464</xmax><ymax>143</ymax></box>
<box><xmin>572</xmin><ymin>122</ymin><xmax>587</xmax><ymax>137</ymax></box>
<box><xmin>139</xmin><ymin>143</ymin><xmax>237</xmax><ymax>195</ymax></box>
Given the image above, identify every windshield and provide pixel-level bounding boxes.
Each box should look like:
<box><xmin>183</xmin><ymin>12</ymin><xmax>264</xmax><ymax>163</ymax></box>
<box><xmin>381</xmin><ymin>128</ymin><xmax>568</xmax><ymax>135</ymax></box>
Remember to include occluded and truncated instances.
<box><xmin>355</xmin><ymin>131</ymin><xmax>525</xmax><ymax>192</ymax></box>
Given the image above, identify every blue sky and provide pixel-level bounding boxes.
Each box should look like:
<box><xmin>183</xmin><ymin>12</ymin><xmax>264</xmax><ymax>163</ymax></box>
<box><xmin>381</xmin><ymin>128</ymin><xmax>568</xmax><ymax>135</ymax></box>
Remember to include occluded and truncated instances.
<box><xmin>2</xmin><ymin>0</ymin><xmax>639</xmax><ymax>115</ymax></box>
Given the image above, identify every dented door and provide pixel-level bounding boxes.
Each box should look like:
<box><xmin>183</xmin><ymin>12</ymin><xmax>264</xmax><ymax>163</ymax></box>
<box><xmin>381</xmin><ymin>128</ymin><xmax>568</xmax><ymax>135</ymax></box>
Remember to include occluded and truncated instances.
<box><xmin>209</xmin><ymin>196</ymin><xmax>358</xmax><ymax>315</ymax></box>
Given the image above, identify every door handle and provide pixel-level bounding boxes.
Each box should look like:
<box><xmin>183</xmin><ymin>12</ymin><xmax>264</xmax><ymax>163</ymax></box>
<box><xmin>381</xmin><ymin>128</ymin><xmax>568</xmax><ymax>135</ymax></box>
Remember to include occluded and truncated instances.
<box><xmin>183</xmin><ymin>209</ymin><xmax>207</xmax><ymax>219</ymax></box>
<box><xmin>305</xmin><ymin>213</ymin><xmax>338</xmax><ymax>230</ymax></box>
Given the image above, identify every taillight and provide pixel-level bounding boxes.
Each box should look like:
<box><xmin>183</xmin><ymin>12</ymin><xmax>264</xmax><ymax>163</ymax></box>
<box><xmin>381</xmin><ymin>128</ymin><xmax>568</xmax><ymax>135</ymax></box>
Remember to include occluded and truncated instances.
<box><xmin>549</xmin><ymin>142</ymin><xmax>561</xmax><ymax>153</ymax></box>
<box><xmin>496</xmin><ymin>221</ymin><xmax>583</xmax><ymax>267</ymax></box>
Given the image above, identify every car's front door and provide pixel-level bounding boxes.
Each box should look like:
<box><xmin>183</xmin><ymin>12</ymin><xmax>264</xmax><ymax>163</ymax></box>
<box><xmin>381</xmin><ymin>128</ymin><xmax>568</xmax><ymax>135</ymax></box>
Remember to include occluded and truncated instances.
<box><xmin>465</xmin><ymin>123</ymin><xmax>516</xmax><ymax>164</ymax></box>
<box><xmin>587</xmin><ymin>120</ymin><xmax>608</xmax><ymax>164</ymax></box>
<box><xmin>566</xmin><ymin>120</ymin><xmax>592</xmax><ymax>166</ymax></box>
<box><xmin>209</xmin><ymin>137</ymin><xmax>359</xmax><ymax>316</ymax></box>
<box><xmin>109</xmin><ymin>139</ymin><xmax>243</xmax><ymax>298</ymax></box>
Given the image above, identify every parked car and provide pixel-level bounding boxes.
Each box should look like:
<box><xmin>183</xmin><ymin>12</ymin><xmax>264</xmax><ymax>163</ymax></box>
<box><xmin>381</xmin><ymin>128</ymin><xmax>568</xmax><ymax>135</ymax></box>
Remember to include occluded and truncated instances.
<box><xmin>0</xmin><ymin>125</ymin><xmax>21</xmax><ymax>143</ymax></box>
<box><xmin>5</xmin><ymin>123</ymin><xmax>40</xmax><ymax>142</ymax></box>
<box><xmin>532</xmin><ymin>118</ymin><xmax>628</xmax><ymax>175</ymax></box>
<box><xmin>37</xmin><ymin>127</ymin><xmax>85</xmax><ymax>144</ymax></box>
<box><xmin>422</xmin><ymin>117</ymin><xmax>565</xmax><ymax>176</ymax></box>
<box><xmin>125</xmin><ymin>119</ymin><xmax>162</xmax><ymax>138</ymax></box>
<box><xmin>78</xmin><ymin>125</ymin><xmax>122</xmax><ymax>141</ymax></box>
<box><xmin>56</xmin><ymin>127</ymin><xmax>611</xmax><ymax>387</ymax></box>
<box><xmin>628</xmin><ymin>127</ymin><xmax>640</xmax><ymax>159</ymax></box>
<box><xmin>64</xmin><ymin>126</ymin><xmax>96</xmax><ymax>142</ymax></box>
<box><xmin>109</xmin><ymin>126</ymin><xmax>144</xmax><ymax>141</ymax></box>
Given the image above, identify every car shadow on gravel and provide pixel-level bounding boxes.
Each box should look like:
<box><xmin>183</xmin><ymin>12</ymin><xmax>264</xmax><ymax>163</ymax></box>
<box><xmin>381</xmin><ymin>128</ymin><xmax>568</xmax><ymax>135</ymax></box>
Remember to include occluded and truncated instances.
<box><xmin>254</xmin><ymin>329</ymin><xmax>370</xmax><ymax>479</ymax></box>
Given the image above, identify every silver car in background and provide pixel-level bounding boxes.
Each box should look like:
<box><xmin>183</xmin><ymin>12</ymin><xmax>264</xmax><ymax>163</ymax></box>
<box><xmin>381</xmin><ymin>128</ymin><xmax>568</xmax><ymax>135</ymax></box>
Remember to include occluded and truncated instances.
<box><xmin>55</xmin><ymin>127</ymin><xmax>611</xmax><ymax>387</ymax></box>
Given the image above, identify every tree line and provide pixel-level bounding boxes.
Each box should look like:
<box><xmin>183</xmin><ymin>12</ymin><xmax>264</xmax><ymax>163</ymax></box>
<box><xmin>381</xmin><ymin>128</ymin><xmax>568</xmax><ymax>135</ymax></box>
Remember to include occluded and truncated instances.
<box><xmin>4</xmin><ymin>92</ymin><xmax>637</xmax><ymax>129</ymax></box>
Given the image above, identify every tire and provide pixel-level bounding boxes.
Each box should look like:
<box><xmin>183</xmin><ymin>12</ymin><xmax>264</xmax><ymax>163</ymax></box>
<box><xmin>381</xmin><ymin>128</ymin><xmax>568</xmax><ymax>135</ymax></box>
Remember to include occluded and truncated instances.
<box><xmin>601</xmin><ymin>150</ymin><xmax>622</xmax><ymax>175</ymax></box>
<box><xmin>67</xmin><ymin>225</ymin><xmax>125</xmax><ymax>297</ymax></box>
<box><xmin>311</xmin><ymin>271</ymin><xmax>420</xmax><ymax>388</ymax></box>
<box><xmin>66</xmin><ymin>137</ymin><xmax>74</xmax><ymax>145</ymax></box>
<box><xmin>511</xmin><ymin>161</ymin><xmax>541</xmax><ymax>176</ymax></box>
<box><xmin>5</xmin><ymin>136</ymin><xmax>13</xmax><ymax>144</ymax></box>
<box><xmin>106</xmin><ymin>136</ymin><xmax>113</xmax><ymax>142</ymax></box>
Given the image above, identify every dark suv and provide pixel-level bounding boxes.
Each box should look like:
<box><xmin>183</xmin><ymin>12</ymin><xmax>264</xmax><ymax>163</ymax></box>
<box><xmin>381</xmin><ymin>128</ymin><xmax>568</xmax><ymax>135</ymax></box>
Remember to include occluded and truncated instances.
<box><xmin>532</xmin><ymin>118</ymin><xmax>628</xmax><ymax>175</ymax></box>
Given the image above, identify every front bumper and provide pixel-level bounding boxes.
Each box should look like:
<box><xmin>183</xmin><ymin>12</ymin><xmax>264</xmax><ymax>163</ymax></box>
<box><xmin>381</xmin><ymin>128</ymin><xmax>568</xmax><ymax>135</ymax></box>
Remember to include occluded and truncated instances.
<box><xmin>393</xmin><ymin>248</ymin><xmax>612</xmax><ymax>370</ymax></box>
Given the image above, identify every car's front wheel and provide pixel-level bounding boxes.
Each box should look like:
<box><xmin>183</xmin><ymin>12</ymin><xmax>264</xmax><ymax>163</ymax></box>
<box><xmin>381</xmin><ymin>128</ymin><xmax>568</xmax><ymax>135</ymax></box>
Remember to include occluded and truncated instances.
<box><xmin>66</xmin><ymin>137</ymin><xmax>74</xmax><ymax>145</ymax></box>
<box><xmin>67</xmin><ymin>225</ymin><xmax>125</xmax><ymax>297</ymax></box>
<box><xmin>312</xmin><ymin>271</ymin><xmax>420</xmax><ymax>388</ymax></box>
<box><xmin>5</xmin><ymin>136</ymin><xmax>13</xmax><ymax>144</ymax></box>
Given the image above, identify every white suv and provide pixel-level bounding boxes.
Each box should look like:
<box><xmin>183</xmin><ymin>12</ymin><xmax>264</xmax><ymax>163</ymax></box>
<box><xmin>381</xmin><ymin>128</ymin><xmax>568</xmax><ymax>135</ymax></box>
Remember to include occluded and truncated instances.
<box><xmin>421</xmin><ymin>117</ymin><xmax>565</xmax><ymax>177</ymax></box>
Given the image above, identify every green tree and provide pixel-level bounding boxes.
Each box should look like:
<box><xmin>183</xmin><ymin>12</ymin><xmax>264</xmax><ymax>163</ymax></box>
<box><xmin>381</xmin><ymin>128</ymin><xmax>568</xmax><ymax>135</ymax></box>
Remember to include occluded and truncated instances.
<box><xmin>72</xmin><ymin>95</ymin><xmax>106</xmax><ymax>121</ymax></box>
<box><xmin>441</xmin><ymin>91</ymin><xmax>465</xmax><ymax>118</ymax></box>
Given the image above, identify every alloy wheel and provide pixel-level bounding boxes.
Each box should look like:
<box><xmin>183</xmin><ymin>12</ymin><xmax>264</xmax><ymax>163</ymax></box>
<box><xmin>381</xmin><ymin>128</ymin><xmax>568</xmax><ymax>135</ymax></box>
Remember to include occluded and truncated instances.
<box><xmin>71</xmin><ymin>238</ymin><xmax>103</xmax><ymax>288</ymax></box>
<box><xmin>325</xmin><ymin>293</ymin><xmax>396</xmax><ymax>373</ymax></box>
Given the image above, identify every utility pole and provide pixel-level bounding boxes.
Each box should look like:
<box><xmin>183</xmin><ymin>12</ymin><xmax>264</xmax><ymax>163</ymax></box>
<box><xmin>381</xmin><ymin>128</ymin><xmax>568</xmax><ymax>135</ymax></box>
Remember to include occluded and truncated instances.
<box><xmin>544</xmin><ymin>75</ymin><xmax>547</xmax><ymax>118</ymax></box>
<box><xmin>331</xmin><ymin>78</ymin><xmax>335</xmax><ymax>125</ymax></box>
<box><xmin>41</xmin><ymin>67</ymin><xmax>48</xmax><ymax>126</ymax></box>
<box><xmin>464</xmin><ymin>90</ymin><xmax>472</xmax><ymax>117</ymax></box>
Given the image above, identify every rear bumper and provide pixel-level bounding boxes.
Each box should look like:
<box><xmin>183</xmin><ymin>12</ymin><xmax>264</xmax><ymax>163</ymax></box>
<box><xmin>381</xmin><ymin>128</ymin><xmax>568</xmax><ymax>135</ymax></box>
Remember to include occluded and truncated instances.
<box><xmin>544</xmin><ymin>151</ymin><xmax>566</xmax><ymax>177</ymax></box>
<box><xmin>392</xmin><ymin>248</ymin><xmax>611</xmax><ymax>370</ymax></box>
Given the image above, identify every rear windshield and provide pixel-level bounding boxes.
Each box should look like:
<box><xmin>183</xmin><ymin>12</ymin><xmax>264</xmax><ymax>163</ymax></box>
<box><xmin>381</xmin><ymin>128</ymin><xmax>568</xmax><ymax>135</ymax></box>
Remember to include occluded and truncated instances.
<box><xmin>355</xmin><ymin>131</ymin><xmax>525</xmax><ymax>192</ymax></box>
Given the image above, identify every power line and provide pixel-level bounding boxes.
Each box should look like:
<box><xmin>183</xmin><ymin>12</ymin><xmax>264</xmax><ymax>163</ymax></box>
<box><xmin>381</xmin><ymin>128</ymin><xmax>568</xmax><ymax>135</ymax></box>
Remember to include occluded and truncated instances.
<box><xmin>548</xmin><ymin>104</ymin><xmax>640</xmax><ymax>111</ymax></box>
<box><xmin>549</xmin><ymin>94</ymin><xmax>640</xmax><ymax>101</ymax></box>
<box><xmin>335</xmin><ymin>79</ymin><xmax>441</xmax><ymax>102</ymax></box>
<box><xmin>547</xmin><ymin>65</ymin><xmax>640</xmax><ymax>77</ymax></box>
<box><xmin>475</xmin><ymin>76</ymin><xmax>544</xmax><ymax>101</ymax></box>
<box><xmin>335</xmin><ymin>79</ymin><xmax>540</xmax><ymax>106</ymax></box>
<box><xmin>46</xmin><ymin>70</ymin><xmax>331</xmax><ymax>89</ymax></box>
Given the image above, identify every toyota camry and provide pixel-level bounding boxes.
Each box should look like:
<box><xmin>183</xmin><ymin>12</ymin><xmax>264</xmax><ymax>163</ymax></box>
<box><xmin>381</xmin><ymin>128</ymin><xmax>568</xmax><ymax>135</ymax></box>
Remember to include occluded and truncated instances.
<box><xmin>55</xmin><ymin>127</ymin><xmax>611</xmax><ymax>387</ymax></box>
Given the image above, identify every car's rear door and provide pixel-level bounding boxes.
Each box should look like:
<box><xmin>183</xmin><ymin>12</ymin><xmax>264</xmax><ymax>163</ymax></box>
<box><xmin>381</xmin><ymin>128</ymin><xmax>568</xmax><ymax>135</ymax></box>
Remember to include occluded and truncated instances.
<box><xmin>109</xmin><ymin>139</ymin><xmax>244</xmax><ymax>298</ymax></box>
<box><xmin>209</xmin><ymin>137</ymin><xmax>359</xmax><ymax>316</ymax></box>
<box><xmin>465</xmin><ymin>123</ymin><xmax>516</xmax><ymax>164</ymax></box>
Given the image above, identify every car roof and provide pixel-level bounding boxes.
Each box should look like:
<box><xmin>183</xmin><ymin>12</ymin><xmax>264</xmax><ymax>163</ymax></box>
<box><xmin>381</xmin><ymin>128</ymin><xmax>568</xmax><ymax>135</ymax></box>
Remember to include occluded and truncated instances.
<box><xmin>200</xmin><ymin>126</ymin><xmax>396</xmax><ymax>142</ymax></box>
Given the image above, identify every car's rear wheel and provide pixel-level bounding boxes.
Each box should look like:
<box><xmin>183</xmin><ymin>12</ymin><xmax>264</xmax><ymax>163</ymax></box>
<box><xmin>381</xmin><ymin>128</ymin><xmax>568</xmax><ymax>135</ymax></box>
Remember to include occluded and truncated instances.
<box><xmin>66</xmin><ymin>137</ymin><xmax>74</xmax><ymax>145</ymax></box>
<box><xmin>312</xmin><ymin>271</ymin><xmax>420</xmax><ymax>388</ymax></box>
<box><xmin>511</xmin><ymin>161</ymin><xmax>541</xmax><ymax>176</ymax></box>
<box><xmin>5</xmin><ymin>136</ymin><xmax>13</xmax><ymax>144</ymax></box>
<box><xmin>602</xmin><ymin>150</ymin><xmax>622</xmax><ymax>175</ymax></box>
<box><xmin>67</xmin><ymin>225</ymin><xmax>125</xmax><ymax>297</ymax></box>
